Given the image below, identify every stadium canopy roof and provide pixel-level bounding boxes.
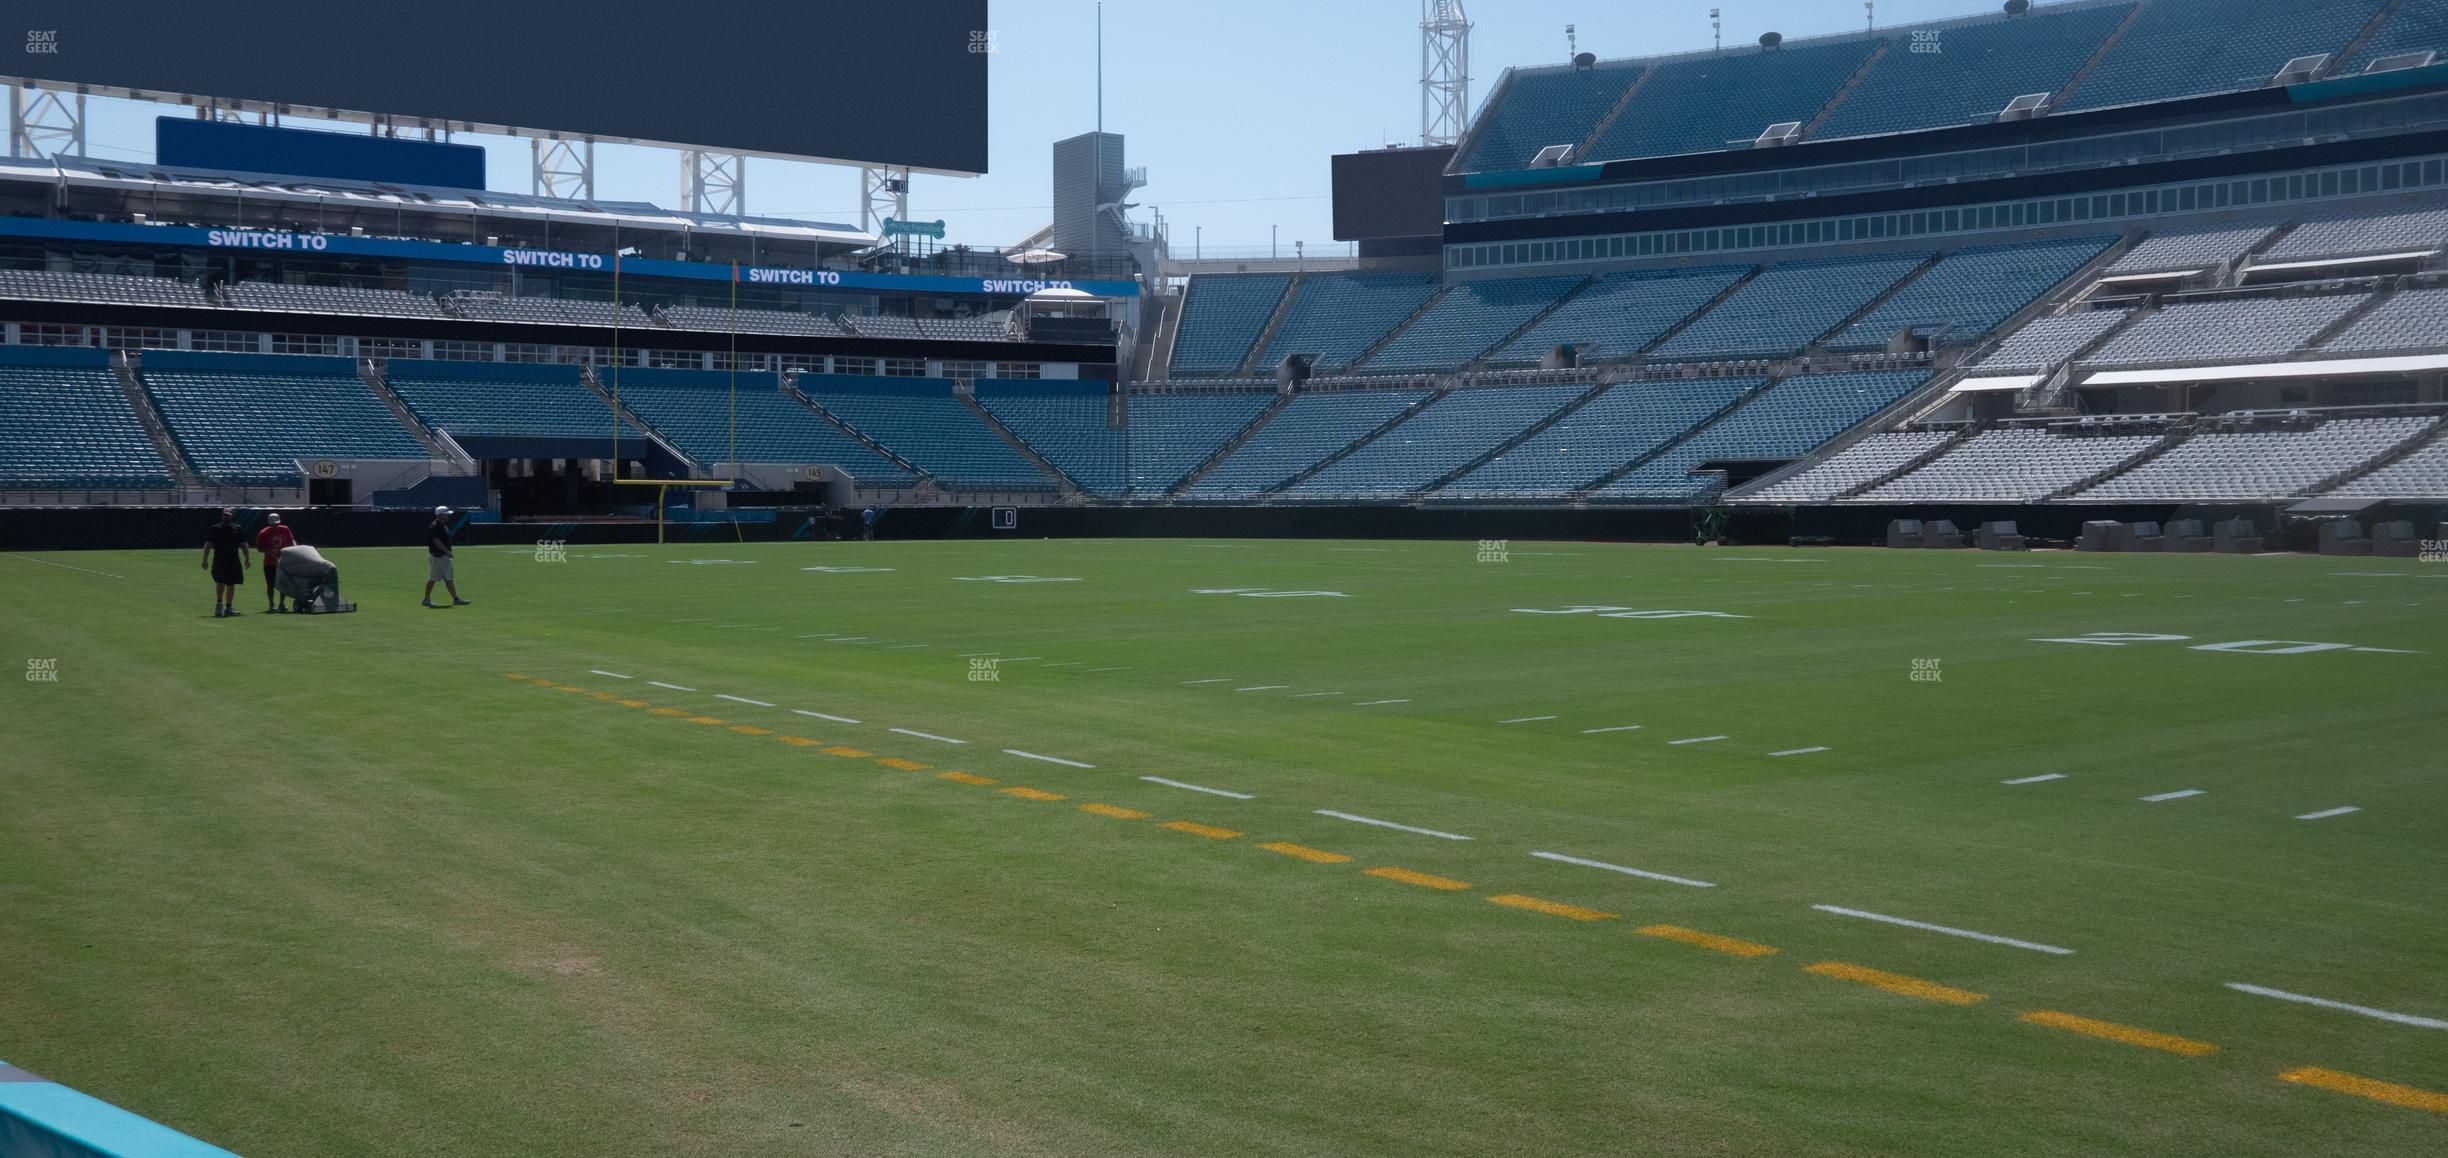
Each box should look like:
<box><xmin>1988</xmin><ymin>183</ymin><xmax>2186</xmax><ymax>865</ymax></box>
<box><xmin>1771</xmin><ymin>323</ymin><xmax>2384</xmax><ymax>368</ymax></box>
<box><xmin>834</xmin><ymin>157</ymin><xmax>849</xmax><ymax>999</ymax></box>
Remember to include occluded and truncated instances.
<box><xmin>1948</xmin><ymin>374</ymin><xmax>2042</xmax><ymax>393</ymax></box>
<box><xmin>0</xmin><ymin>154</ymin><xmax>874</xmax><ymax>247</ymax></box>
<box><xmin>2080</xmin><ymin>353</ymin><xmax>2448</xmax><ymax>386</ymax></box>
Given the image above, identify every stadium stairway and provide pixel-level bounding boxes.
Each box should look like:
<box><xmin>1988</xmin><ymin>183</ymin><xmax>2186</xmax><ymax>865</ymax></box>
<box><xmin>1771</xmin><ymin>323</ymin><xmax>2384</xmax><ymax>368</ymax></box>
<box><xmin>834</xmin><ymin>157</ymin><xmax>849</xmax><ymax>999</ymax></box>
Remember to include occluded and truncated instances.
<box><xmin>580</xmin><ymin>368</ymin><xmax>703</xmax><ymax>472</ymax></box>
<box><xmin>784</xmin><ymin>381</ymin><xmax>935</xmax><ymax>484</ymax></box>
<box><xmin>2043</xmin><ymin>421</ymin><xmax>2191</xmax><ymax>499</ymax></box>
<box><xmin>1464</xmin><ymin>279</ymin><xmax>1600</xmax><ymax>372</ymax></box>
<box><xmin>1416</xmin><ymin>378</ymin><xmax>1617</xmax><ymax>493</ymax></box>
<box><xmin>1578</xmin><ymin>375</ymin><xmax>1775</xmax><ymax>494</ymax></box>
<box><xmin>1797</xmin><ymin>39</ymin><xmax>1891</xmax><ymax>141</ymax></box>
<box><xmin>359</xmin><ymin>359</ymin><xmax>470</xmax><ymax>467</ymax></box>
<box><xmin>1263</xmin><ymin>387</ymin><xmax>1450</xmax><ymax>495</ymax></box>
<box><xmin>1801</xmin><ymin>252</ymin><xmax>1945</xmax><ymax>356</ymax></box>
<box><xmin>1573</xmin><ymin>66</ymin><xmax>1655</xmax><ymax>161</ymax></box>
<box><xmin>2303</xmin><ymin>282</ymin><xmax>2403</xmax><ymax>350</ymax></box>
<box><xmin>960</xmin><ymin>390</ymin><xmax>1085</xmax><ymax>497</ymax></box>
<box><xmin>1166</xmin><ymin>391</ymin><xmax>1295</xmax><ymax>494</ymax></box>
<box><xmin>2311</xmin><ymin>409</ymin><xmax>2448</xmax><ymax>493</ymax></box>
<box><xmin>2332</xmin><ymin>0</ymin><xmax>2409</xmax><ymax>80</ymax></box>
<box><xmin>1828</xmin><ymin>424</ymin><xmax>1976</xmax><ymax>499</ymax></box>
<box><xmin>1343</xmin><ymin>286</ymin><xmax>1456</xmax><ymax>373</ymax></box>
<box><xmin>2014</xmin><ymin>304</ymin><xmax>2157</xmax><ymax>415</ymax></box>
<box><xmin>2044</xmin><ymin>1</ymin><xmax>2148</xmax><ymax>113</ymax></box>
<box><xmin>1232</xmin><ymin>277</ymin><xmax>1306</xmax><ymax>377</ymax></box>
<box><xmin>1634</xmin><ymin>266</ymin><xmax>1768</xmax><ymax>359</ymax></box>
<box><xmin>112</xmin><ymin>354</ymin><xmax>202</xmax><ymax>488</ymax></box>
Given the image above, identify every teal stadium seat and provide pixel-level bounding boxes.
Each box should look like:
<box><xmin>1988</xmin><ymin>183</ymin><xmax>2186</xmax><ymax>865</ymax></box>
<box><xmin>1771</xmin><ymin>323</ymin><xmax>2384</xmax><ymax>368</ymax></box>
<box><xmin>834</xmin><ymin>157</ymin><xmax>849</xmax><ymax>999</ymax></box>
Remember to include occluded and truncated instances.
<box><xmin>607</xmin><ymin>368</ymin><xmax>915</xmax><ymax>488</ymax></box>
<box><xmin>139</xmin><ymin>351</ymin><xmax>426</xmax><ymax>485</ymax></box>
<box><xmin>800</xmin><ymin>376</ymin><xmax>1055</xmax><ymax>491</ymax></box>
<box><xmin>0</xmin><ymin>346</ymin><xmax>174</xmax><ymax>489</ymax></box>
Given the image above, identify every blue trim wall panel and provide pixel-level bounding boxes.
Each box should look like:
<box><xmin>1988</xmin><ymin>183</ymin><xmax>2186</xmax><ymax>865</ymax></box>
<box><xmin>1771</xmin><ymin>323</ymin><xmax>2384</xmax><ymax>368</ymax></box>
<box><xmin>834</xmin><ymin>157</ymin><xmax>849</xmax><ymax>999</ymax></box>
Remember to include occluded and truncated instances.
<box><xmin>157</xmin><ymin>118</ymin><xmax>486</xmax><ymax>190</ymax></box>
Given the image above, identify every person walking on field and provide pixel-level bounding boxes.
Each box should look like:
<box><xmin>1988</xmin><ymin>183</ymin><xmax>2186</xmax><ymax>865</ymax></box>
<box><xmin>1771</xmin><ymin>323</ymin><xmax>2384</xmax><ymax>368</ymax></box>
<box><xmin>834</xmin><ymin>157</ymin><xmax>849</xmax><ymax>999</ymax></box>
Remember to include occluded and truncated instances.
<box><xmin>202</xmin><ymin>507</ymin><xmax>247</xmax><ymax>618</ymax></box>
<box><xmin>255</xmin><ymin>512</ymin><xmax>297</xmax><ymax>613</ymax></box>
<box><xmin>422</xmin><ymin>505</ymin><xmax>471</xmax><ymax>609</ymax></box>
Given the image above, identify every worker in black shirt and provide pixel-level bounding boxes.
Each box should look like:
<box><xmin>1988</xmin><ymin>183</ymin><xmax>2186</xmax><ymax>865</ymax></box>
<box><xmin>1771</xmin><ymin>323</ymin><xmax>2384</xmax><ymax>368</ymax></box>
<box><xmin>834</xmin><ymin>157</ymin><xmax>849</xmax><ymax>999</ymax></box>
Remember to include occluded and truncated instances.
<box><xmin>422</xmin><ymin>505</ymin><xmax>472</xmax><ymax>609</ymax></box>
<box><xmin>202</xmin><ymin>507</ymin><xmax>248</xmax><ymax>618</ymax></box>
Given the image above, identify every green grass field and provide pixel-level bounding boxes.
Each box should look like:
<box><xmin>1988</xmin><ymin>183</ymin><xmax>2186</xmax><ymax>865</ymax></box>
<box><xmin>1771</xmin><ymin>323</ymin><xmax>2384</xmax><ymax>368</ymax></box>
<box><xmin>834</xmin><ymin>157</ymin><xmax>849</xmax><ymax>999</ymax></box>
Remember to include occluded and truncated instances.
<box><xmin>3</xmin><ymin>537</ymin><xmax>2445</xmax><ymax>1156</ymax></box>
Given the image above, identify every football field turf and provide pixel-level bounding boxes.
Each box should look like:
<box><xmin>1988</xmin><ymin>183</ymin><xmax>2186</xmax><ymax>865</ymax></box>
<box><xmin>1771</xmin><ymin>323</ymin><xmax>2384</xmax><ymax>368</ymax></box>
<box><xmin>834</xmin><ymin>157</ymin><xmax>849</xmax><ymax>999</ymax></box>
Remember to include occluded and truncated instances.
<box><xmin>2</xmin><ymin>538</ymin><xmax>2444</xmax><ymax>1156</ymax></box>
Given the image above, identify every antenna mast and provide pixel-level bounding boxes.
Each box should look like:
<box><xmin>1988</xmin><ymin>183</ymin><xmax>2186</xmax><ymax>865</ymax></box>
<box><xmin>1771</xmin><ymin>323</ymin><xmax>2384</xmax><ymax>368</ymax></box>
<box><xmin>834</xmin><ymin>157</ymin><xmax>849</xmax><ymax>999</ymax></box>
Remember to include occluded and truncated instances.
<box><xmin>1420</xmin><ymin>0</ymin><xmax>1471</xmax><ymax>148</ymax></box>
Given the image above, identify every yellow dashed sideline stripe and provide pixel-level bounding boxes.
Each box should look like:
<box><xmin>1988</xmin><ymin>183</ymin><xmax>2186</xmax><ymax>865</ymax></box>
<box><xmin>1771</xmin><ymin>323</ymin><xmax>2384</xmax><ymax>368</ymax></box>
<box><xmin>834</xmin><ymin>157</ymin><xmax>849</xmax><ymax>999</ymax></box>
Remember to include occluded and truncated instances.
<box><xmin>731</xmin><ymin>725</ymin><xmax>770</xmax><ymax>736</ymax></box>
<box><xmin>2020</xmin><ymin>1011</ymin><xmax>2218</xmax><ymax>1056</ymax></box>
<box><xmin>1161</xmin><ymin>820</ymin><xmax>1243</xmax><ymax>840</ymax></box>
<box><xmin>1366</xmin><ymin>865</ymin><xmax>1471</xmax><ymax>891</ymax></box>
<box><xmin>824</xmin><ymin>746</ymin><xmax>871</xmax><ymax>758</ymax></box>
<box><xmin>1636</xmin><ymin>925</ymin><xmax>1778</xmax><ymax>958</ymax></box>
<box><xmin>776</xmin><ymin>735</ymin><xmax>820</xmax><ymax>746</ymax></box>
<box><xmin>876</xmin><ymin>757</ymin><xmax>929</xmax><ymax>771</ymax></box>
<box><xmin>1488</xmin><ymin>894</ymin><xmax>1618</xmax><ymax>922</ymax></box>
<box><xmin>1000</xmin><ymin>786</ymin><xmax>1066</xmax><ymax>801</ymax></box>
<box><xmin>1806</xmin><ymin>961</ymin><xmax>1986</xmax><ymax>1005</ymax></box>
<box><xmin>939</xmin><ymin>771</ymin><xmax>997</xmax><ymax>785</ymax></box>
<box><xmin>1078</xmin><ymin>803</ymin><xmax>1151</xmax><ymax>820</ymax></box>
<box><xmin>1258</xmin><ymin>841</ymin><xmax>1352</xmax><ymax>864</ymax></box>
<box><xmin>650</xmin><ymin>708</ymin><xmax>689</xmax><ymax>717</ymax></box>
<box><xmin>685</xmin><ymin>716</ymin><xmax>726</xmax><ymax>725</ymax></box>
<box><xmin>2281</xmin><ymin>1067</ymin><xmax>2448</xmax><ymax>1115</ymax></box>
<box><xmin>616</xmin><ymin>699</ymin><xmax>650</xmax><ymax>708</ymax></box>
<box><xmin>503</xmin><ymin>673</ymin><xmax>530</xmax><ymax>681</ymax></box>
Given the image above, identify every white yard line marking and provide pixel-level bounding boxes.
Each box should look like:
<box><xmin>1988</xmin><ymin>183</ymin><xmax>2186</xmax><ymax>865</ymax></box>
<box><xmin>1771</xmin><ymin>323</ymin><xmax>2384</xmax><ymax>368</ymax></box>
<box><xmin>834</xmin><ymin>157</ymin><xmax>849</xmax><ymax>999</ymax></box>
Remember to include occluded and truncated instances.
<box><xmin>713</xmin><ymin>694</ymin><xmax>774</xmax><ymax>707</ymax></box>
<box><xmin>1669</xmin><ymin>735</ymin><xmax>1729</xmax><ymax>745</ymax></box>
<box><xmin>1769</xmin><ymin>746</ymin><xmax>1830</xmax><ymax>757</ymax></box>
<box><xmin>2224</xmin><ymin>983</ymin><xmax>2448</xmax><ymax>1030</ymax></box>
<box><xmin>887</xmin><ymin>643</ymin><xmax>931</xmax><ymax>649</ymax></box>
<box><xmin>1530</xmin><ymin>851</ymin><xmax>1714</xmax><ymax>888</ymax></box>
<box><xmin>2141</xmin><ymin>789</ymin><xmax>2205</xmax><ymax>802</ymax></box>
<box><xmin>1183</xmin><ymin>678</ymin><xmax>1230</xmax><ymax>685</ymax></box>
<box><xmin>1084</xmin><ymin>667</ymin><xmax>1130</xmax><ymax>673</ymax></box>
<box><xmin>793</xmin><ymin>709</ymin><xmax>861</xmax><ymax>724</ymax></box>
<box><xmin>1004</xmin><ymin>749</ymin><xmax>1096</xmax><ymax>769</ymax></box>
<box><xmin>1313</xmin><ymin>810</ymin><xmax>1472</xmax><ymax>841</ymax></box>
<box><xmin>1581</xmin><ymin>725</ymin><xmax>1643</xmax><ymax>734</ymax></box>
<box><xmin>2002</xmin><ymin>773</ymin><xmax>2067</xmax><ymax>785</ymax></box>
<box><xmin>1810</xmin><ymin>904</ymin><xmax>2074</xmax><ymax>955</ymax></box>
<box><xmin>4</xmin><ymin>554</ymin><xmax>129</xmax><ymax>579</ymax></box>
<box><xmin>1139</xmin><ymin>776</ymin><xmax>1255</xmax><ymax>800</ymax></box>
<box><xmin>797</xmin><ymin>633</ymin><xmax>838</xmax><ymax>639</ymax></box>
<box><xmin>1237</xmin><ymin>685</ymin><xmax>1289</xmax><ymax>692</ymax></box>
<box><xmin>1041</xmin><ymin>661</ymin><xmax>1081</xmax><ymax>667</ymax></box>
<box><xmin>589</xmin><ymin>670</ymin><xmax>633</xmax><ymax>680</ymax></box>
<box><xmin>2296</xmin><ymin>806</ymin><xmax>2360</xmax><ymax>820</ymax></box>
<box><xmin>1500</xmin><ymin>715</ymin><xmax>1560</xmax><ymax>724</ymax></box>
<box><xmin>1293</xmin><ymin>691</ymin><xmax>1345</xmax><ymax>698</ymax></box>
<box><xmin>647</xmin><ymin>682</ymin><xmax>696</xmax><ymax>692</ymax></box>
<box><xmin>827</xmin><ymin>637</ymin><xmax>868</xmax><ymax>643</ymax></box>
<box><xmin>999</xmin><ymin>657</ymin><xmax>1042</xmax><ymax>662</ymax></box>
<box><xmin>889</xmin><ymin>728</ymin><xmax>966</xmax><ymax>745</ymax></box>
<box><xmin>957</xmin><ymin>651</ymin><xmax>996</xmax><ymax>657</ymax></box>
<box><xmin>1355</xmin><ymin>699</ymin><xmax>1410</xmax><ymax>706</ymax></box>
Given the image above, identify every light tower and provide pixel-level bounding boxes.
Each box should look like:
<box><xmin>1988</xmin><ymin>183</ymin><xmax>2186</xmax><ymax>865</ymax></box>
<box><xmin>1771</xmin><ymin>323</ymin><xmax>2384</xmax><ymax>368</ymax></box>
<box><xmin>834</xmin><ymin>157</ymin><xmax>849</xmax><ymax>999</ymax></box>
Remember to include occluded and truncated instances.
<box><xmin>1420</xmin><ymin>0</ymin><xmax>1471</xmax><ymax>148</ymax></box>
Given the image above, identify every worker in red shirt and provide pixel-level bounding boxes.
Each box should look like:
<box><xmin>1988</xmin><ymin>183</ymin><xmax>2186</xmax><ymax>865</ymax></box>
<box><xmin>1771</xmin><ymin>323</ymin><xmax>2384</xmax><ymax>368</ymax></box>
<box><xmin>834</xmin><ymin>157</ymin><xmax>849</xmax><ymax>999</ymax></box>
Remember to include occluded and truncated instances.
<box><xmin>255</xmin><ymin>512</ymin><xmax>298</xmax><ymax>613</ymax></box>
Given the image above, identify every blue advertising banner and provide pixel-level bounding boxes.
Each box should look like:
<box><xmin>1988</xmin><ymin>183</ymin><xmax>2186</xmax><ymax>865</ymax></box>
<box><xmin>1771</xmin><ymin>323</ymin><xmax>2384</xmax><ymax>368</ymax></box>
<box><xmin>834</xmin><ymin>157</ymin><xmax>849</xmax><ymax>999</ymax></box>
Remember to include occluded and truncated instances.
<box><xmin>0</xmin><ymin>216</ymin><xmax>1140</xmax><ymax>299</ymax></box>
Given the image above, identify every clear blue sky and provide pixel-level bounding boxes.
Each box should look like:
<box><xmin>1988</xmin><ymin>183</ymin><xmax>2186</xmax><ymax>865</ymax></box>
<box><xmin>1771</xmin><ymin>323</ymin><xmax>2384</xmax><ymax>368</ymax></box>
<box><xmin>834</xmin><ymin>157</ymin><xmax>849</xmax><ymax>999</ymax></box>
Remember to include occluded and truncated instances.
<box><xmin>68</xmin><ymin>0</ymin><xmax>2008</xmax><ymax>252</ymax></box>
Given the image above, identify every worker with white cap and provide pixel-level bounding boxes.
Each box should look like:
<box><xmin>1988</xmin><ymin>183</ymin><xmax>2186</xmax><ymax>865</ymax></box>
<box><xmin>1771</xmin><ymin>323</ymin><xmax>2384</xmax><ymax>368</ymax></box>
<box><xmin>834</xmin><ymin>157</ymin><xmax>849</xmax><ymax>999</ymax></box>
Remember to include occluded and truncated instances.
<box><xmin>423</xmin><ymin>505</ymin><xmax>471</xmax><ymax>609</ymax></box>
<box><xmin>254</xmin><ymin>511</ymin><xmax>297</xmax><ymax>612</ymax></box>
